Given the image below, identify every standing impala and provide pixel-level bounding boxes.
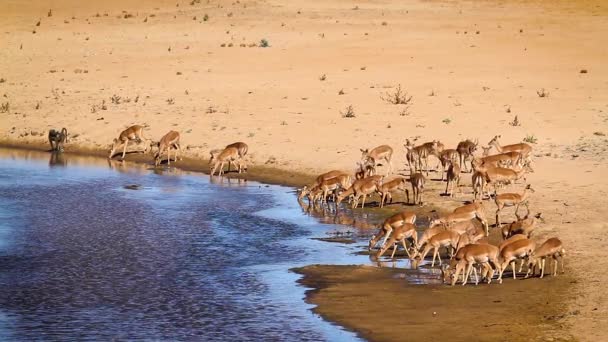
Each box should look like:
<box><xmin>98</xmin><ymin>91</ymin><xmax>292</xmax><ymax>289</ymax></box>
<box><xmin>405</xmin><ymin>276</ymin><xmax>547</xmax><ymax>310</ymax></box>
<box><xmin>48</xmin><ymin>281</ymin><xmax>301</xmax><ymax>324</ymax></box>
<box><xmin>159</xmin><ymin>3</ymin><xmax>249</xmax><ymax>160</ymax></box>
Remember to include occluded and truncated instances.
<box><xmin>445</xmin><ymin>161</ymin><xmax>461</xmax><ymax>197</ymax></box>
<box><xmin>415</xmin><ymin>229</ymin><xmax>461</xmax><ymax>267</ymax></box>
<box><xmin>360</xmin><ymin>145</ymin><xmax>393</xmax><ymax>175</ymax></box>
<box><xmin>448</xmin><ymin>243</ymin><xmax>499</xmax><ymax>286</ymax></box>
<box><xmin>488</xmin><ymin>135</ymin><xmax>532</xmax><ymax>163</ymax></box>
<box><xmin>109</xmin><ymin>125</ymin><xmax>151</xmax><ymax>160</ymax></box>
<box><xmin>456</xmin><ymin>139</ymin><xmax>478</xmax><ymax>172</ymax></box>
<box><xmin>154</xmin><ymin>130</ymin><xmax>181</xmax><ymax>166</ymax></box>
<box><xmin>406</xmin><ymin>172</ymin><xmax>425</xmax><ymax>205</ymax></box>
<box><xmin>378</xmin><ymin>177</ymin><xmax>408</xmax><ymax>208</ymax></box>
<box><xmin>494</xmin><ymin>185</ymin><xmax>535</xmax><ymax>227</ymax></box>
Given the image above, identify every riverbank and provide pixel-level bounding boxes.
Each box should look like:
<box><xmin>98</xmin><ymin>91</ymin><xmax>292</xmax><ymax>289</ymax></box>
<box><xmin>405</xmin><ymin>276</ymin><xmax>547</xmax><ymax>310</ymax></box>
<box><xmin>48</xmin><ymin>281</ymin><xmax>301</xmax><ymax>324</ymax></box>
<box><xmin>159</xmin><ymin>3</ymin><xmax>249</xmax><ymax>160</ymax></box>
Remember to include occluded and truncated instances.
<box><xmin>2</xmin><ymin>0</ymin><xmax>608</xmax><ymax>340</ymax></box>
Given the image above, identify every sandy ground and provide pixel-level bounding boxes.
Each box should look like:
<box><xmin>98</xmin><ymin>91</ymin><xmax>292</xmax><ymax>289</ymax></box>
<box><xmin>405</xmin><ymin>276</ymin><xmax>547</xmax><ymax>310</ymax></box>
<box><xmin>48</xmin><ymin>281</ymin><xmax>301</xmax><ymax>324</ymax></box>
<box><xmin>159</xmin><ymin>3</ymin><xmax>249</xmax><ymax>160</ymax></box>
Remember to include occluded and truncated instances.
<box><xmin>1</xmin><ymin>0</ymin><xmax>608</xmax><ymax>340</ymax></box>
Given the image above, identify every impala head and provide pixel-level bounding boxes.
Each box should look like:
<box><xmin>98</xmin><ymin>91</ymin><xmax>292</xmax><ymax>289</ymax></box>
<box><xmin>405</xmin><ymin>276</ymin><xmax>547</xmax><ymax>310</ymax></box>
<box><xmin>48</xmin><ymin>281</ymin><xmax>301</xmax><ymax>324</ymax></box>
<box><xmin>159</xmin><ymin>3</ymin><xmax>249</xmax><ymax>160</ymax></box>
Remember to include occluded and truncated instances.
<box><xmin>481</xmin><ymin>145</ymin><xmax>492</xmax><ymax>157</ymax></box>
<box><xmin>359</xmin><ymin>148</ymin><xmax>369</xmax><ymax>160</ymax></box>
<box><xmin>440</xmin><ymin>263</ymin><xmax>454</xmax><ymax>284</ymax></box>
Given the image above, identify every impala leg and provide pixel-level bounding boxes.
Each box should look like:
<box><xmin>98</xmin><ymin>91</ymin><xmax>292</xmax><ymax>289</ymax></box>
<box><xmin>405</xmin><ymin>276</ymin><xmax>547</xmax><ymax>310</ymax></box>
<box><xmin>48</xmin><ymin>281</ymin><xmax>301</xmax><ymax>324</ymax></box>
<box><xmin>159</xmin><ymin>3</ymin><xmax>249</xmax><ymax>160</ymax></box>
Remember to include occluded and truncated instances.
<box><xmin>518</xmin><ymin>259</ymin><xmax>524</xmax><ymax>273</ymax></box>
<box><xmin>463</xmin><ymin>263</ymin><xmax>473</xmax><ymax>285</ymax></box>
<box><xmin>431</xmin><ymin>248</ymin><xmax>439</xmax><ymax>267</ymax></box>
<box><xmin>381</xmin><ymin>227</ymin><xmax>393</xmax><ymax>247</ymax></box>
<box><xmin>540</xmin><ymin>258</ymin><xmax>545</xmax><ymax>278</ymax></box>
<box><xmin>402</xmin><ymin>240</ymin><xmax>412</xmax><ymax>259</ymax></box>
<box><xmin>390</xmin><ymin>243</ymin><xmax>398</xmax><ymax>258</ymax></box>
<box><xmin>360</xmin><ymin>194</ymin><xmax>367</xmax><ymax>208</ymax></box>
<box><xmin>561</xmin><ymin>255</ymin><xmax>565</xmax><ymax>274</ymax></box>
<box><xmin>167</xmin><ymin>147</ymin><xmax>171</xmax><ymax>166</ymax></box>
<box><xmin>122</xmin><ymin>140</ymin><xmax>129</xmax><ymax>160</ymax></box>
<box><xmin>511</xmin><ymin>261</ymin><xmax>517</xmax><ymax>279</ymax></box>
<box><xmin>380</xmin><ymin>193</ymin><xmax>386</xmax><ymax>208</ymax></box>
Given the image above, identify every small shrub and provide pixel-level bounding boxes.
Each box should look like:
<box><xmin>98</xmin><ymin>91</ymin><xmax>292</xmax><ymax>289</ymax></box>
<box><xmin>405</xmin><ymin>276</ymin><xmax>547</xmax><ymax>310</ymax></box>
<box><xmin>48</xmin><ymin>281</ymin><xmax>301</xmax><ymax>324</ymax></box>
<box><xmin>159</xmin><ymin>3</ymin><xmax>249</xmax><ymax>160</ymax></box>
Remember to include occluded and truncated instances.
<box><xmin>203</xmin><ymin>14</ymin><xmax>209</xmax><ymax>21</ymax></box>
<box><xmin>110</xmin><ymin>94</ymin><xmax>121</xmax><ymax>104</ymax></box>
<box><xmin>593</xmin><ymin>131</ymin><xmax>605</xmax><ymax>136</ymax></box>
<box><xmin>338</xmin><ymin>89</ymin><xmax>345</xmax><ymax>95</ymax></box>
<box><xmin>341</xmin><ymin>105</ymin><xmax>355</xmax><ymax>118</ymax></box>
<box><xmin>319</xmin><ymin>74</ymin><xmax>326</xmax><ymax>81</ymax></box>
<box><xmin>442</xmin><ymin>118</ymin><xmax>451</xmax><ymax>124</ymax></box>
<box><xmin>523</xmin><ymin>135</ymin><xmax>537</xmax><ymax>144</ymax></box>
<box><xmin>0</xmin><ymin>78</ymin><xmax>5</xmax><ymax>83</ymax></box>
<box><xmin>206</xmin><ymin>106</ymin><xmax>217</xmax><ymax>114</ymax></box>
<box><xmin>536</xmin><ymin>88</ymin><xmax>549</xmax><ymax>97</ymax></box>
<box><xmin>380</xmin><ymin>84</ymin><xmax>413</xmax><ymax>105</ymax></box>
<box><xmin>0</xmin><ymin>102</ymin><xmax>9</xmax><ymax>113</ymax></box>
<box><xmin>259</xmin><ymin>39</ymin><xmax>270</xmax><ymax>48</ymax></box>
<box><xmin>399</xmin><ymin>108</ymin><xmax>410</xmax><ymax>116</ymax></box>
<box><xmin>166</xmin><ymin>98</ymin><xmax>174</xmax><ymax>105</ymax></box>
<box><xmin>509</xmin><ymin>115</ymin><xmax>521</xmax><ymax>126</ymax></box>
<box><xmin>35</xmin><ymin>101</ymin><xmax>41</xmax><ymax>110</ymax></box>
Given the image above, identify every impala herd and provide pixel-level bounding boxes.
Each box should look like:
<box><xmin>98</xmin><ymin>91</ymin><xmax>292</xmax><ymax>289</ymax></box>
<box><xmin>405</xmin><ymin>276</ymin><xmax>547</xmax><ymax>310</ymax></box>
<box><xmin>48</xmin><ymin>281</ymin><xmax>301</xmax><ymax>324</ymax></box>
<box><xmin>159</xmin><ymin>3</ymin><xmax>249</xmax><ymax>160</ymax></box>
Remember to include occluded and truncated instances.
<box><xmin>70</xmin><ymin>125</ymin><xmax>564</xmax><ymax>286</ymax></box>
<box><xmin>297</xmin><ymin>136</ymin><xmax>565</xmax><ymax>286</ymax></box>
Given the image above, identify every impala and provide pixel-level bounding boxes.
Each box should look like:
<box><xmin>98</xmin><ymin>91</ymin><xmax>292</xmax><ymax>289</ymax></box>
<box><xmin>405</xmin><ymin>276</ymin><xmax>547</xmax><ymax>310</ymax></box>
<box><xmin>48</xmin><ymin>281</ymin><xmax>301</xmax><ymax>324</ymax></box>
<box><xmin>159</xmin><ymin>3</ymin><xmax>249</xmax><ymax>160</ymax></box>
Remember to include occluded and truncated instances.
<box><xmin>432</xmin><ymin>201</ymin><xmax>490</xmax><ymax>236</ymax></box>
<box><xmin>406</xmin><ymin>172</ymin><xmax>425</xmax><ymax>205</ymax></box>
<box><xmin>526</xmin><ymin>237</ymin><xmax>565</xmax><ymax>278</ymax></box>
<box><xmin>360</xmin><ymin>145</ymin><xmax>393</xmax><ymax>175</ymax></box>
<box><xmin>109</xmin><ymin>125</ymin><xmax>150</xmax><ymax>159</ymax></box>
<box><xmin>336</xmin><ymin>175</ymin><xmax>383</xmax><ymax>208</ymax></box>
<box><xmin>448</xmin><ymin>243</ymin><xmax>499</xmax><ymax>286</ymax></box>
<box><xmin>445</xmin><ymin>161</ymin><xmax>461</xmax><ymax>197</ymax></box>
<box><xmin>456</xmin><ymin>139</ymin><xmax>478</xmax><ymax>172</ymax></box>
<box><xmin>375</xmin><ymin>223</ymin><xmax>418</xmax><ymax>259</ymax></box>
<box><xmin>369</xmin><ymin>211</ymin><xmax>416</xmax><ymax>250</ymax></box>
<box><xmin>378</xmin><ymin>177</ymin><xmax>408</xmax><ymax>208</ymax></box>
<box><xmin>488</xmin><ymin>135</ymin><xmax>532</xmax><ymax>163</ymax></box>
<box><xmin>497</xmin><ymin>238</ymin><xmax>535</xmax><ymax>283</ymax></box>
<box><xmin>416</xmin><ymin>229</ymin><xmax>461</xmax><ymax>267</ymax></box>
<box><xmin>154</xmin><ymin>130</ymin><xmax>181</xmax><ymax>167</ymax></box>
<box><xmin>439</xmin><ymin>149</ymin><xmax>459</xmax><ymax>180</ymax></box>
<box><xmin>494</xmin><ymin>185</ymin><xmax>535</xmax><ymax>227</ymax></box>
<box><xmin>210</xmin><ymin>147</ymin><xmax>245</xmax><ymax>176</ymax></box>
<box><xmin>501</xmin><ymin>213</ymin><xmax>542</xmax><ymax>239</ymax></box>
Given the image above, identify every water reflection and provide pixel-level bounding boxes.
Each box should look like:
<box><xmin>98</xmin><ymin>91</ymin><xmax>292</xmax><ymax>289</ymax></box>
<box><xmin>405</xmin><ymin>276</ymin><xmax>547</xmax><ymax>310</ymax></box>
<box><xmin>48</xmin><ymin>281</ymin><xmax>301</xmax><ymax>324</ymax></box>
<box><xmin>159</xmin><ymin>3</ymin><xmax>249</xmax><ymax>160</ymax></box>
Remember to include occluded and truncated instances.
<box><xmin>48</xmin><ymin>151</ymin><xmax>67</xmax><ymax>167</ymax></box>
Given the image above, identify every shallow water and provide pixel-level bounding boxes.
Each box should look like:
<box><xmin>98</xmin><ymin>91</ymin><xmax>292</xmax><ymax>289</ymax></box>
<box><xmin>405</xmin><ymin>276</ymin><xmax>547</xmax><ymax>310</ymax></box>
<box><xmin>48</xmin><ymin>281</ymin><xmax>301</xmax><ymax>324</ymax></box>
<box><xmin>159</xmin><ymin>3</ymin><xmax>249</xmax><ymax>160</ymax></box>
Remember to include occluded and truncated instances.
<box><xmin>0</xmin><ymin>148</ymin><xmax>438</xmax><ymax>341</ymax></box>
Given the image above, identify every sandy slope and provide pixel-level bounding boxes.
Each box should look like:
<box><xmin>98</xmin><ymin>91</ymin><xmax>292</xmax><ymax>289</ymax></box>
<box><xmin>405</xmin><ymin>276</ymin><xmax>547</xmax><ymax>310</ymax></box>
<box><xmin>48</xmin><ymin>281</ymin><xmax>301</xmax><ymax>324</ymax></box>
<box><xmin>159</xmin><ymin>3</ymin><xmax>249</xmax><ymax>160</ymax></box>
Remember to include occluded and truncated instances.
<box><xmin>1</xmin><ymin>0</ymin><xmax>607</xmax><ymax>340</ymax></box>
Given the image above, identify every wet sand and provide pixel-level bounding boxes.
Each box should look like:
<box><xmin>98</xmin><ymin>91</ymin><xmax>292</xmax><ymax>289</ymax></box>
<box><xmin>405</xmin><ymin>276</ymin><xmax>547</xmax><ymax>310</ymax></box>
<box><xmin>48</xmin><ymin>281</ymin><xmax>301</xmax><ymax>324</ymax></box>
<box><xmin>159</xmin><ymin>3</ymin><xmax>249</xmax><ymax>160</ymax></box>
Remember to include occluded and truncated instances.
<box><xmin>294</xmin><ymin>265</ymin><xmax>575</xmax><ymax>342</ymax></box>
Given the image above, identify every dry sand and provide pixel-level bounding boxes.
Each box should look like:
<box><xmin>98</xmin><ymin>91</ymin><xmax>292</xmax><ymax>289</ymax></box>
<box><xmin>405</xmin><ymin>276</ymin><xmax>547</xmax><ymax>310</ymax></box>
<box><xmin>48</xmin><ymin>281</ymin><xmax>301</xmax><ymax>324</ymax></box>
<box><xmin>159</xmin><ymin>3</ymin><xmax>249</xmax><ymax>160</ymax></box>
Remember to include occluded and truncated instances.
<box><xmin>1</xmin><ymin>0</ymin><xmax>607</xmax><ymax>340</ymax></box>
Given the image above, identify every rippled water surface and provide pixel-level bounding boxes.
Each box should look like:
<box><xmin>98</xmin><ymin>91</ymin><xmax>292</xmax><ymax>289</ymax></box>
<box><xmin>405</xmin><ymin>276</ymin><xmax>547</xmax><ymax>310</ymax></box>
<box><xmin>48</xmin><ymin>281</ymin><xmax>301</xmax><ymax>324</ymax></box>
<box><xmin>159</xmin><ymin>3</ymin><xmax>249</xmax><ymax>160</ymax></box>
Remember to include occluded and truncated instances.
<box><xmin>0</xmin><ymin>148</ymin><xmax>385</xmax><ymax>341</ymax></box>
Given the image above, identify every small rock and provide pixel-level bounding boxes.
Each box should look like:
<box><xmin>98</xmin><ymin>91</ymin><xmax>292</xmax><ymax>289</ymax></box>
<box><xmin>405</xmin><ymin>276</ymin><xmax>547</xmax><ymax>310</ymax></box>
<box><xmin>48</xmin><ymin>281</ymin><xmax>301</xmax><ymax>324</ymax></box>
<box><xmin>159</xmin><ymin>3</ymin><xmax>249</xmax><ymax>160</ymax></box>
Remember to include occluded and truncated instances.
<box><xmin>124</xmin><ymin>184</ymin><xmax>142</xmax><ymax>190</ymax></box>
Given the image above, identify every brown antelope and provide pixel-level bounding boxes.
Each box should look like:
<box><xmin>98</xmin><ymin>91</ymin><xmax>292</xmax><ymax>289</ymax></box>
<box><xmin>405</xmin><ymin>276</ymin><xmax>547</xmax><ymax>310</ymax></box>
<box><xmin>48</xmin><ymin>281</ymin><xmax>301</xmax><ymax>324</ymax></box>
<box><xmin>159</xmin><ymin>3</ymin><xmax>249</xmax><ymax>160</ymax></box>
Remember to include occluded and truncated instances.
<box><xmin>375</xmin><ymin>223</ymin><xmax>418</xmax><ymax>259</ymax></box>
<box><xmin>369</xmin><ymin>211</ymin><xmax>417</xmax><ymax>250</ymax></box>
<box><xmin>472</xmin><ymin>159</ymin><xmax>528</xmax><ymax>191</ymax></box>
<box><xmin>488</xmin><ymin>135</ymin><xmax>532</xmax><ymax>163</ymax></box>
<box><xmin>109</xmin><ymin>125</ymin><xmax>150</xmax><ymax>159</ymax></box>
<box><xmin>412</xmin><ymin>140</ymin><xmax>440</xmax><ymax>175</ymax></box>
<box><xmin>472</xmin><ymin>171</ymin><xmax>487</xmax><ymax>200</ymax></box>
<box><xmin>336</xmin><ymin>175</ymin><xmax>383</xmax><ymax>208</ymax></box>
<box><xmin>433</xmin><ymin>202</ymin><xmax>490</xmax><ymax>236</ymax></box>
<box><xmin>416</xmin><ymin>230</ymin><xmax>461</xmax><ymax>267</ymax></box>
<box><xmin>318</xmin><ymin>174</ymin><xmax>351</xmax><ymax>203</ymax></box>
<box><xmin>445</xmin><ymin>161</ymin><xmax>461</xmax><ymax>197</ymax></box>
<box><xmin>480</xmin><ymin>146</ymin><xmax>523</xmax><ymax>168</ymax></box>
<box><xmin>404</xmin><ymin>139</ymin><xmax>420</xmax><ymax>174</ymax></box>
<box><xmin>448</xmin><ymin>243</ymin><xmax>499</xmax><ymax>286</ymax></box>
<box><xmin>456</xmin><ymin>139</ymin><xmax>478</xmax><ymax>172</ymax></box>
<box><xmin>154</xmin><ymin>130</ymin><xmax>181</xmax><ymax>167</ymax></box>
<box><xmin>494</xmin><ymin>185</ymin><xmax>535</xmax><ymax>227</ymax></box>
<box><xmin>454</xmin><ymin>228</ymin><xmax>485</xmax><ymax>253</ymax></box>
<box><xmin>501</xmin><ymin>213</ymin><xmax>542</xmax><ymax>239</ymax></box>
<box><xmin>497</xmin><ymin>238</ymin><xmax>535</xmax><ymax>283</ymax></box>
<box><xmin>210</xmin><ymin>147</ymin><xmax>244</xmax><ymax>176</ymax></box>
<box><xmin>360</xmin><ymin>145</ymin><xmax>393</xmax><ymax>175</ymax></box>
<box><xmin>526</xmin><ymin>238</ymin><xmax>565</xmax><ymax>278</ymax></box>
<box><xmin>299</xmin><ymin>170</ymin><xmax>351</xmax><ymax>200</ymax></box>
<box><xmin>417</xmin><ymin>224</ymin><xmax>447</xmax><ymax>250</ymax></box>
<box><xmin>406</xmin><ymin>172</ymin><xmax>425</xmax><ymax>205</ymax></box>
<box><xmin>498</xmin><ymin>234</ymin><xmax>528</xmax><ymax>253</ymax></box>
<box><xmin>439</xmin><ymin>149</ymin><xmax>459</xmax><ymax>180</ymax></box>
<box><xmin>225</xmin><ymin>141</ymin><xmax>248</xmax><ymax>158</ymax></box>
<box><xmin>378</xmin><ymin>177</ymin><xmax>408</xmax><ymax>208</ymax></box>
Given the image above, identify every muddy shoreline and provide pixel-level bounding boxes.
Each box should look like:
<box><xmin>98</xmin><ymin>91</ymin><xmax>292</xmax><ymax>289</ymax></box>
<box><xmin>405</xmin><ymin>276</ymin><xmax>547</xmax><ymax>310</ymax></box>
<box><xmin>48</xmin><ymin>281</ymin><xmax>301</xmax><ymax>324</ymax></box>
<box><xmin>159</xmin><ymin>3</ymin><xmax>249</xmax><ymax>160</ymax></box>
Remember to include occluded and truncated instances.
<box><xmin>294</xmin><ymin>265</ymin><xmax>575</xmax><ymax>342</ymax></box>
